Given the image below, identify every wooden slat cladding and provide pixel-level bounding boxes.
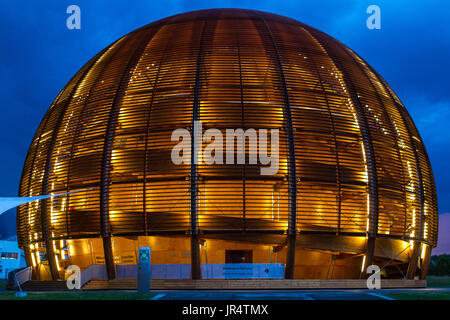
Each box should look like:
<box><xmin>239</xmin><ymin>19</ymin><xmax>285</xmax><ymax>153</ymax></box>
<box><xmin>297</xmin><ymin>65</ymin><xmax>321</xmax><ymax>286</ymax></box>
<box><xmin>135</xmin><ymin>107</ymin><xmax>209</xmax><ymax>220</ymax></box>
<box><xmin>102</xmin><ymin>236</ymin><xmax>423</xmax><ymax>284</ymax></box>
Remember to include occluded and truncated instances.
<box><xmin>305</xmin><ymin>25</ymin><xmax>437</xmax><ymax>246</ymax></box>
<box><xmin>17</xmin><ymin>9</ymin><xmax>438</xmax><ymax>253</ymax></box>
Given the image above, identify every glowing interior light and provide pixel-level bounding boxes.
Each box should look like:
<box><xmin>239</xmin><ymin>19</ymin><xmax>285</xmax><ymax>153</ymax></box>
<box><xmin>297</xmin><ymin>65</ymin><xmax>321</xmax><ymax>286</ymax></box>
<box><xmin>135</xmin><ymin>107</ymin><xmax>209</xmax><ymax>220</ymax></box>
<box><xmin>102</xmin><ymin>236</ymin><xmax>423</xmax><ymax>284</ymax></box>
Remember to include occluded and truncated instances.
<box><xmin>421</xmin><ymin>245</ymin><xmax>427</xmax><ymax>260</ymax></box>
<box><xmin>361</xmin><ymin>255</ymin><xmax>366</xmax><ymax>272</ymax></box>
<box><xmin>366</xmin><ymin>194</ymin><xmax>370</xmax><ymax>237</ymax></box>
<box><xmin>50</xmin><ymin>191</ymin><xmax>57</xmax><ymax>225</ymax></box>
<box><xmin>54</xmin><ymin>249</ymin><xmax>61</xmax><ymax>270</ymax></box>
<box><xmin>423</xmin><ymin>203</ymin><xmax>429</xmax><ymax>240</ymax></box>
<box><xmin>30</xmin><ymin>249</ymin><xmax>36</xmax><ymax>267</ymax></box>
<box><xmin>110</xmin><ymin>210</ymin><xmax>118</xmax><ymax>220</ymax></box>
<box><xmin>271</xmin><ymin>192</ymin><xmax>274</xmax><ymax>220</ymax></box>
<box><xmin>111</xmin><ymin>150</ymin><xmax>117</xmax><ymax>162</ymax></box>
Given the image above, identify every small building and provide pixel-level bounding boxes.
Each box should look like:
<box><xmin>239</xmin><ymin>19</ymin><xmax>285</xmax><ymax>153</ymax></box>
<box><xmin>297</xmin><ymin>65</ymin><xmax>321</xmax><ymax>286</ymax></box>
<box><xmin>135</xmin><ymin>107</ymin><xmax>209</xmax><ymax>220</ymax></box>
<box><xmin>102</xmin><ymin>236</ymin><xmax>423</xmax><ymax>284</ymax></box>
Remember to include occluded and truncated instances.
<box><xmin>0</xmin><ymin>236</ymin><xmax>26</xmax><ymax>279</ymax></box>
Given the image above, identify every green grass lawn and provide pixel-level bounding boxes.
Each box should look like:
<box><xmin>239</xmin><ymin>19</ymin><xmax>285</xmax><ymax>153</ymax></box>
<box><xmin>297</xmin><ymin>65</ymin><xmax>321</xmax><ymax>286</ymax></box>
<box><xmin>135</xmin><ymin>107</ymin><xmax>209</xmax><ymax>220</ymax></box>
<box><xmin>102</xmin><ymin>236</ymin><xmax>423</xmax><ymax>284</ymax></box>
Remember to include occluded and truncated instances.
<box><xmin>0</xmin><ymin>291</ymin><xmax>155</xmax><ymax>300</ymax></box>
<box><xmin>383</xmin><ymin>276</ymin><xmax>450</xmax><ymax>300</ymax></box>
<box><xmin>426</xmin><ymin>276</ymin><xmax>450</xmax><ymax>287</ymax></box>
<box><xmin>384</xmin><ymin>291</ymin><xmax>450</xmax><ymax>300</ymax></box>
<box><xmin>1</xmin><ymin>275</ymin><xmax>449</xmax><ymax>300</ymax></box>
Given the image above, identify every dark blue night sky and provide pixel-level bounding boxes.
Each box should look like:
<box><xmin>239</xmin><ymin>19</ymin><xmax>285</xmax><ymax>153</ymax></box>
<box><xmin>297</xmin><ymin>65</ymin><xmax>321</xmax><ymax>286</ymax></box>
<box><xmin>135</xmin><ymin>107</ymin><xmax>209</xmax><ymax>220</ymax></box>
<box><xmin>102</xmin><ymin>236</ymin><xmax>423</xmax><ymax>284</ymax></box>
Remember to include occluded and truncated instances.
<box><xmin>0</xmin><ymin>1</ymin><xmax>448</xmax><ymax>250</ymax></box>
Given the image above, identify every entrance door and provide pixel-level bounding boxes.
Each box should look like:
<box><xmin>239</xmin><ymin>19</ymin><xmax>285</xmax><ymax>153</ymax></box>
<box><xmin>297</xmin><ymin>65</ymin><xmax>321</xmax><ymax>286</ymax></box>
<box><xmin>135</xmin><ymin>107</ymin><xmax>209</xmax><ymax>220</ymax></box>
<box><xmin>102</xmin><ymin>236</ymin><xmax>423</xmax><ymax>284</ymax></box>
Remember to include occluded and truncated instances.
<box><xmin>225</xmin><ymin>250</ymin><xmax>253</xmax><ymax>263</ymax></box>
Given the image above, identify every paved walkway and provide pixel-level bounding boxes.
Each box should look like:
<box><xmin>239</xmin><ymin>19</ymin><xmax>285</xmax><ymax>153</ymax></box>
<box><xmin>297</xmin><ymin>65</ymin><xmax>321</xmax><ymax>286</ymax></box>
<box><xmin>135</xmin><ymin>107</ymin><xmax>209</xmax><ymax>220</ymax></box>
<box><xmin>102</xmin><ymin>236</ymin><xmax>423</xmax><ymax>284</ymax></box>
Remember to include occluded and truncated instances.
<box><xmin>151</xmin><ymin>287</ymin><xmax>450</xmax><ymax>300</ymax></box>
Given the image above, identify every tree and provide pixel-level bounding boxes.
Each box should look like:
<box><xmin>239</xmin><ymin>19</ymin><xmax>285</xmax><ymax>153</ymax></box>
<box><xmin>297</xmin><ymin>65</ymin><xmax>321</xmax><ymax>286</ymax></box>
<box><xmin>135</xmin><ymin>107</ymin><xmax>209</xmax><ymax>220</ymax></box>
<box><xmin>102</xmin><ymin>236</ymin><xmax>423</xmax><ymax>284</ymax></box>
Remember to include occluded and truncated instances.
<box><xmin>428</xmin><ymin>254</ymin><xmax>450</xmax><ymax>275</ymax></box>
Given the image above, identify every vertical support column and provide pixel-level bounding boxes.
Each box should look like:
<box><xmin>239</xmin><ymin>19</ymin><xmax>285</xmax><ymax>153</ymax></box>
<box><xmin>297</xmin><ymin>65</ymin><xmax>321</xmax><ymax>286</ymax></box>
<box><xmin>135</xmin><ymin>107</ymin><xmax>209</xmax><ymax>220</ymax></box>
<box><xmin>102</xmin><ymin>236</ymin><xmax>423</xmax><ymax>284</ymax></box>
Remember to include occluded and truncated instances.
<box><xmin>285</xmin><ymin>234</ymin><xmax>297</xmax><ymax>279</ymax></box>
<box><xmin>100</xmin><ymin>134</ymin><xmax>115</xmax><ymax>281</ymax></box>
<box><xmin>39</xmin><ymin>53</ymin><xmax>105</xmax><ymax>280</ymax></box>
<box><xmin>64</xmin><ymin>40</ymin><xmax>124</xmax><ymax>248</ymax></box>
<box><xmin>189</xmin><ymin>21</ymin><xmax>208</xmax><ymax>280</ymax></box>
<box><xmin>142</xmin><ymin>35</ymin><xmax>172</xmax><ymax>236</ymax></box>
<box><xmin>406</xmin><ymin>241</ymin><xmax>420</xmax><ymax>279</ymax></box>
<box><xmin>190</xmin><ymin>234</ymin><xmax>202</xmax><ymax>280</ymax></box>
<box><xmin>363</xmin><ymin>147</ymin><xmax>378</xmax><ymax>271</ymax></box>
<box><xmin>22</xmin><ymin>105</ymin><xmax>55</xmax><ymax>280</ymax></box>
<box><xmin>39</xmin><ymin>112</ymin><xmax>68</xmax><ymax>280</ymax></box>
<box><xmin>236</xmin><ymin>34</ymin><xmax>247</xmax><ymax>231</ymax></box>
<box><xmin>345</xmin><ymin>50</ymin><xmax>410</xmax><ymax>247</ymax></box>
<box><xmin>257</xmin><ymin>13</ymin><xmax>298</xmax><ymax>279</ymax></box>
<box><xmin>23</xmin><ymin>245</ymin><xmax>33</xmax><ymax>268</ymax></box>
<box><xmin>100</xmin><ymin>30</ymin><xmax>158</xmax><ymax>280</ymax></box>
<box><xmin>420</xmin><ymin>244</ymin><xmax>431</xmax><ymax>280</ymax></box>
<box><xmin>366</xmin><ymin>65</ymin><xmax>427</xmax><ymax>279</ymax></box>
<box><xmin>365</xmin><ymin>238</ymin><xmax>375</xmax><ymax>276</ymax></box>
<box><xmin>41</xmin><ymin>118</ymin><xmax>67</xmax><ymax>280</ymax></box>
<box><xmin>23</xmin><ymin>245</ymin><xmax>37</xmax><ymax>280</ymax></box>
<box><xmin>190</xmin><ymin>116</ymin><xmax>201</xmax><ymax>280</ymax></box>
<box><xmin>306</xmin><ymin>31</ymin><xmax>379</xmax><ymax>273</ymax></box>
<box><xmin>40</xmin><ymin>204</ymin><xmax>60</xmax><ymax>279</ymax></box>
<box><xmin>300</xmin><ymin>29</ymin><xmax>342</xmax><ymax>235</ymax></box>
<box><xmin>101</xmin><ymin>237</ymin><xmax>115</xmax><ymax>280</ymax></box>
<box><xmin>17</xmin><ymin>85</ymin><xmax>56</xmax><ymax>267</ymax></box>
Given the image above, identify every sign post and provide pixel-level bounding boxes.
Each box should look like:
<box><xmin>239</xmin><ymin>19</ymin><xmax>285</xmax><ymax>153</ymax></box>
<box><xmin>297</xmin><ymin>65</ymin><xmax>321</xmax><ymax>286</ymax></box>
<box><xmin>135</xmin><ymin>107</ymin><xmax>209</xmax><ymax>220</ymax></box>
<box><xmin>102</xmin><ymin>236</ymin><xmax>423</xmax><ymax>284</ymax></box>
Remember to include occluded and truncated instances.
<box><xmin>137</xmin><ymin>247</ymin><xmax>151</xmax><ymax>293</ymax></box>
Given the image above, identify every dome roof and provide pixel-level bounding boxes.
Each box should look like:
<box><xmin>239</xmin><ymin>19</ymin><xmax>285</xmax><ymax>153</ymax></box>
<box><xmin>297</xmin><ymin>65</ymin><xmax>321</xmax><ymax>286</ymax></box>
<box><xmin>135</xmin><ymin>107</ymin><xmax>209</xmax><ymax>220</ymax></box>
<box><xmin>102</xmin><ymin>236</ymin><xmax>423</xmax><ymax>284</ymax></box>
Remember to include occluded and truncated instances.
<box><xmin>18</xmin><ymin>9</ymin><xmax>437</xmax><ymax>249</ymax></box>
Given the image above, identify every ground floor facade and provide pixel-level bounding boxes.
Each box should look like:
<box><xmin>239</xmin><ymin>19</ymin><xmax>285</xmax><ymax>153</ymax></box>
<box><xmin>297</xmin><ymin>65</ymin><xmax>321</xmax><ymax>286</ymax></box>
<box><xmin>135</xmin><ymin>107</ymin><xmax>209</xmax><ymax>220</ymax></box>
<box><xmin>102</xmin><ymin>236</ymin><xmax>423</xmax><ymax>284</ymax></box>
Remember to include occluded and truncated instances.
<box><xmin>23</xmin><ymin>234</ymin><xmax>431</xmax><ymax>281</ymax></box>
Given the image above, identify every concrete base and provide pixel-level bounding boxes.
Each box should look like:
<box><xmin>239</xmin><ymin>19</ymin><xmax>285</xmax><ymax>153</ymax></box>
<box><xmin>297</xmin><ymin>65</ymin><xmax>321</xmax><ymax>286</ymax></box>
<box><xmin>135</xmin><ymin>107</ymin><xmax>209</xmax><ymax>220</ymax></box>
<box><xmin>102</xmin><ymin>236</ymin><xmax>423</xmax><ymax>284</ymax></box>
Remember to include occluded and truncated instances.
<box><xmin>81</xmin><ymin>279</ymin><xmax>426</xmax><ymax>290</ymax></box>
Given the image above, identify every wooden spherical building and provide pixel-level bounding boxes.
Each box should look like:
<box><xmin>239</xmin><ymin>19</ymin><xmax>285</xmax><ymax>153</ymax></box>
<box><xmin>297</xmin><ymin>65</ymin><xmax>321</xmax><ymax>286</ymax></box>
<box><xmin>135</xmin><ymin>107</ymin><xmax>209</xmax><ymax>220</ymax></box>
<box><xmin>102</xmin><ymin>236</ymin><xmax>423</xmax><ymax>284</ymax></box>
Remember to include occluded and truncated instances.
<box><xmin>17</xmin><ymin>9</ymin><xmax>438</xmax><ymax>281</ymax></box>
